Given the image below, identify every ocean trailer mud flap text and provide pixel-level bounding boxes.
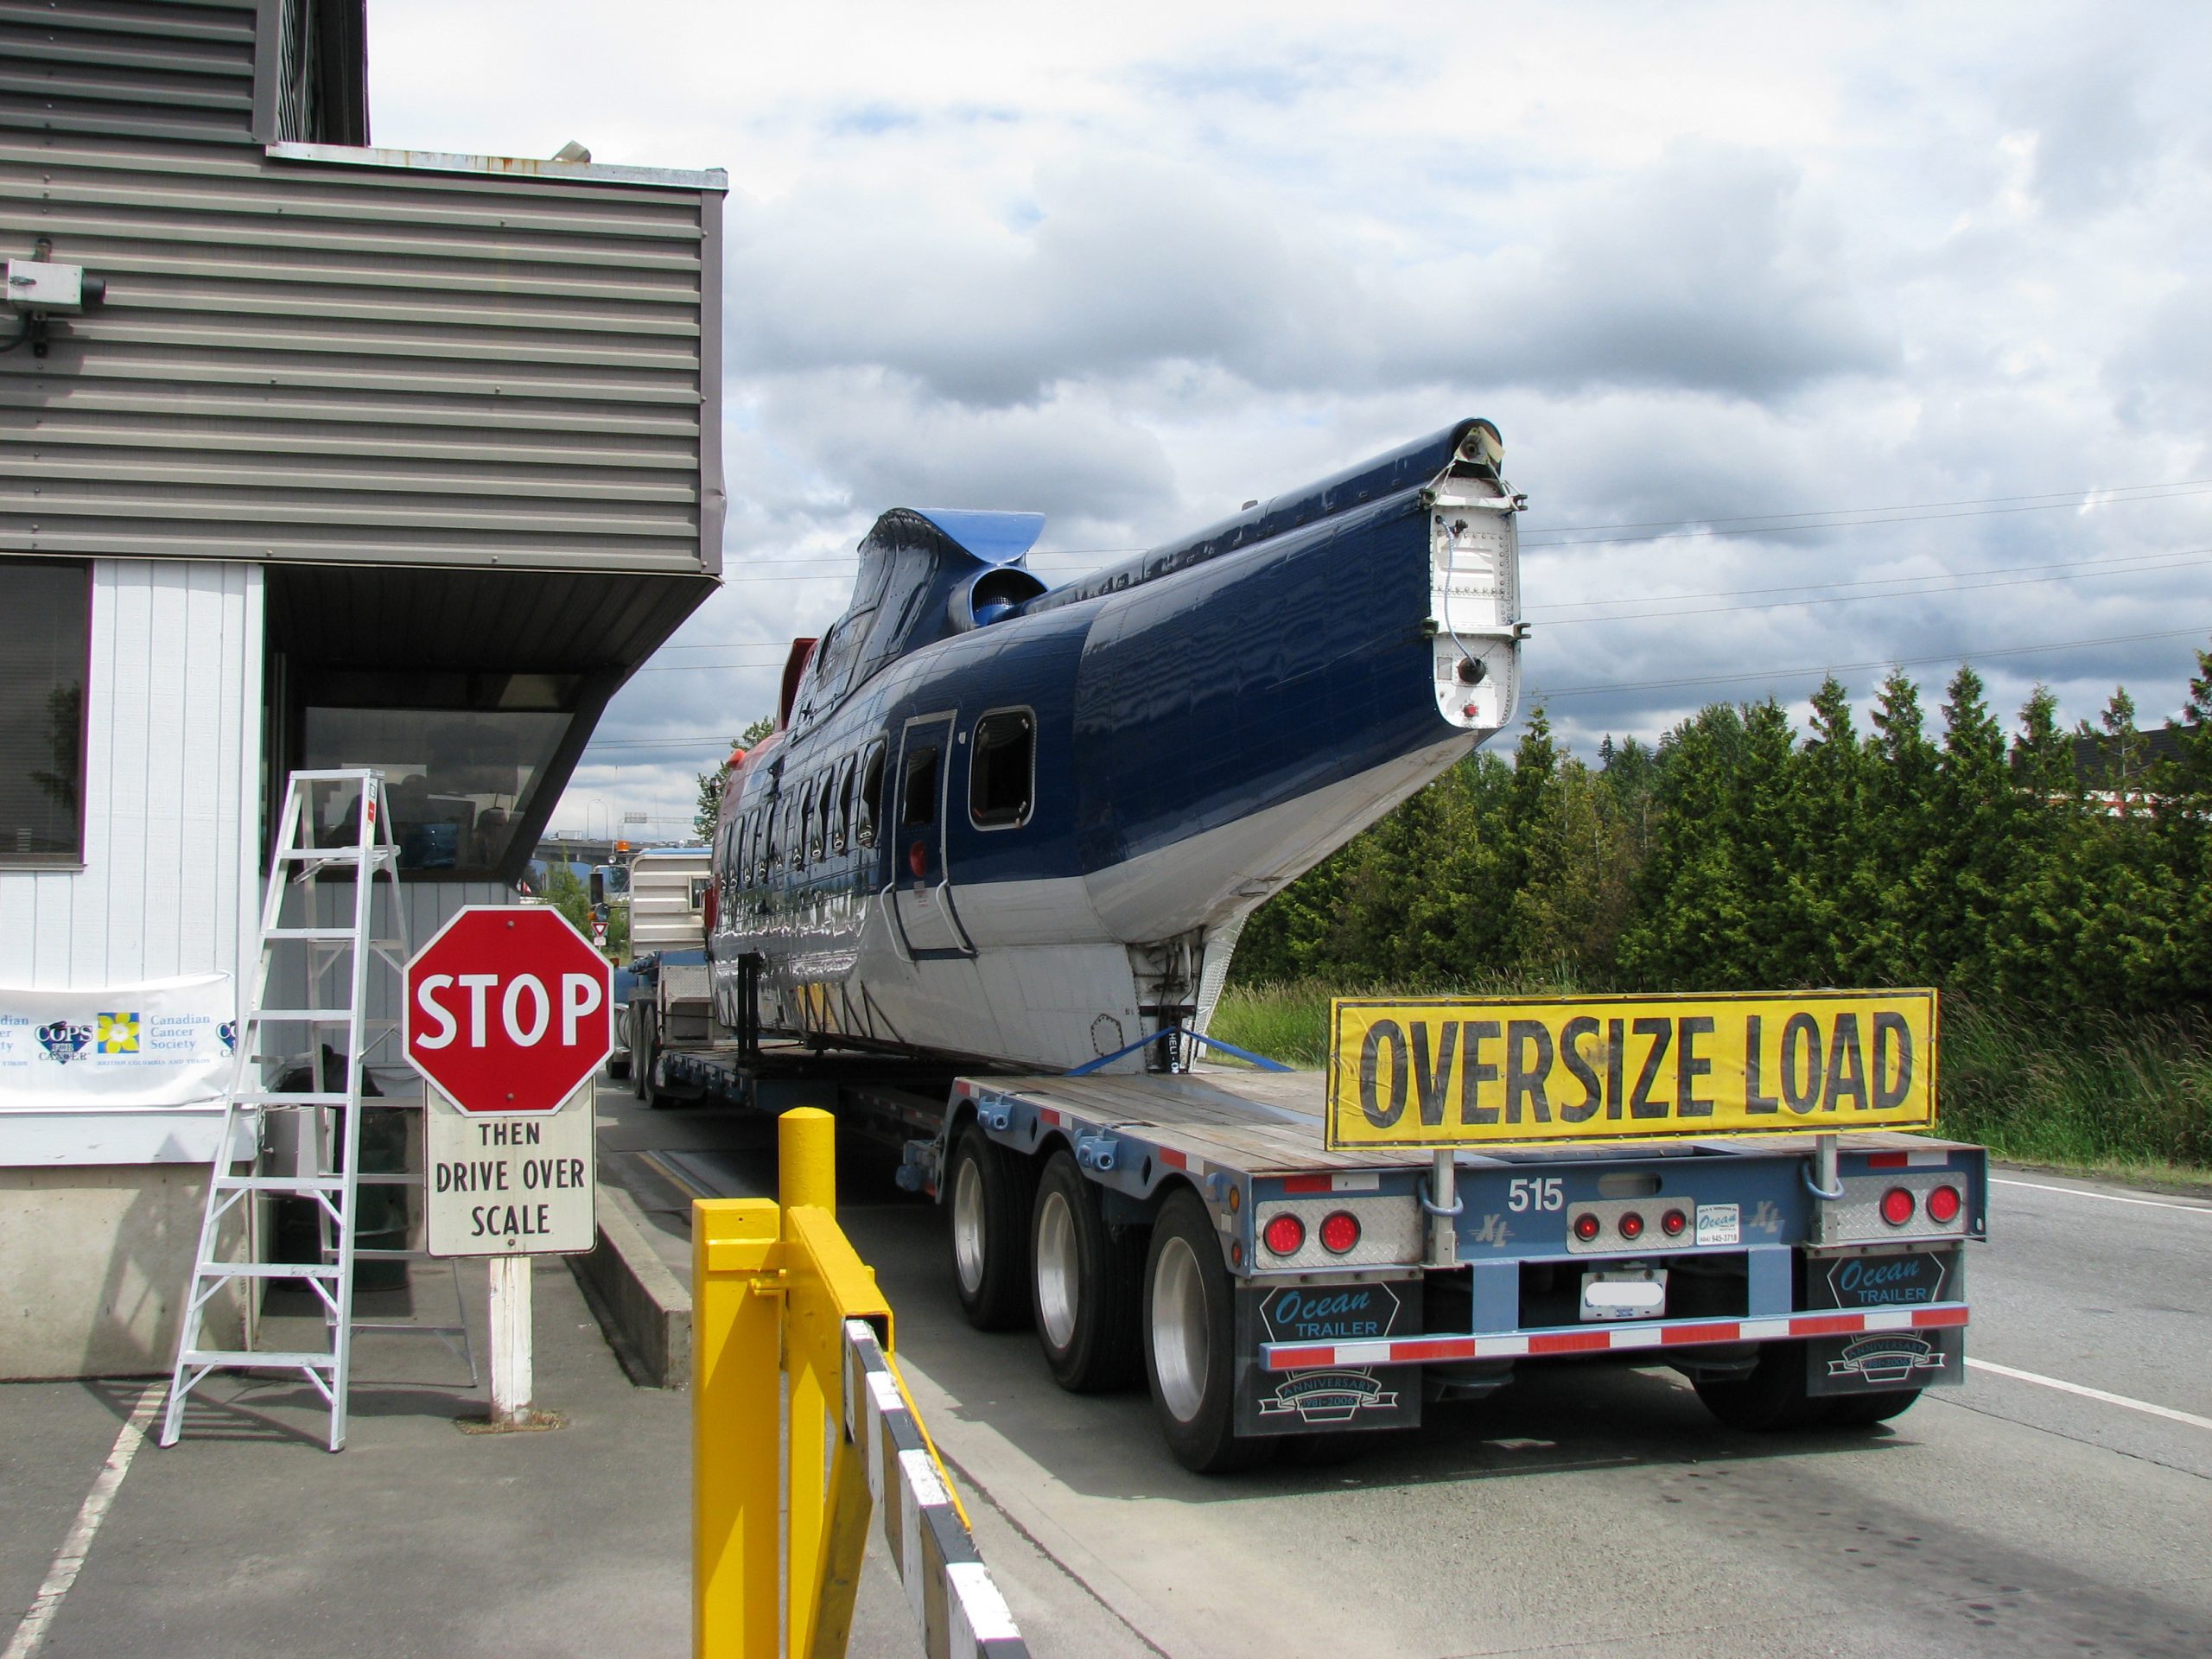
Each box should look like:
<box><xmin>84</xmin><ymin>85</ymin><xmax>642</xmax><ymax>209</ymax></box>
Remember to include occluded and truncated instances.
<box><xmin>1237</xmin><ymin>1280</ymin><xmax>1423</xmax><ymax>1434</ymax></box>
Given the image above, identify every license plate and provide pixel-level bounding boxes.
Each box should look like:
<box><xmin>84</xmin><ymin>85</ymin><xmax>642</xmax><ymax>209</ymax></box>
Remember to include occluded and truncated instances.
<box><xmin>1581</xmin><ymin>1268</ymin><xmax>1667</xmax><ymax>1321</ymax></box>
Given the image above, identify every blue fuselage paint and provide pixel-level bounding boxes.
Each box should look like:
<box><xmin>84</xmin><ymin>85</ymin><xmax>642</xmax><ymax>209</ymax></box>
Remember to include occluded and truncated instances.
<box><xmin>709</xmin><ymin>420</ymin><xmax>1519</xmax><ymax>1069</ymax></box>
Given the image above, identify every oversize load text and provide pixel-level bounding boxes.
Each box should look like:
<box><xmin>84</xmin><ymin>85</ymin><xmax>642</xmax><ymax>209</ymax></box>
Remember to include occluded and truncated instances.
<box><xmin>1325</xmin><ymin>994</ymin><xmax>1936</xmax><ymax>1148</ymax></box>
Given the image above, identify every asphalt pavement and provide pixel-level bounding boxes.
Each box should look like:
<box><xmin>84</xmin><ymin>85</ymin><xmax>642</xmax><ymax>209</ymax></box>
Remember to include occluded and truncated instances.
<box><xmin>602</xmin><ymin>1079</ymin><xmax>2212</xmax><ymax>1659</ymax></box>
<box><xmin>8</xmin><ymin>1078</ymin><xmax>2208</xmax><ymax>1658</ymax></box>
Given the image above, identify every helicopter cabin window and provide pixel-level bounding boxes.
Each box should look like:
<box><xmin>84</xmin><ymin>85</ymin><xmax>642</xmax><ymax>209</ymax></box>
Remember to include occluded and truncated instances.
<box><xmin>798</xmin><ymin>777</ymin><xmax>818</xmax><ymax>865</ymax></box>
<box><xmin>969</xmin><ymin>709</ymin><xmax>1036</xmax><ymax>830</ymax></box>
<box><xmin>831</xmin><ymin>753</ymin><xmax>855</xmax><ymax>855</ymax></box>
<box><xmin>856</xmin><ymin>741</ymin><xmax>886</xmax><ymax>848</ymax></box>
<box><xmin>764</xmin><ymin>800</ymin><xmax>783</xmax><ymax>874</ymax></box>
<box><xmin>789</xmin><ymin>786</ymin><xmax>810</xmax><ymax>869</ymax></box>
<box><xmin>750</xmin><ymin>807</ymin><xmax>769</xmax><ymax>884</ymax></box>
<box><xmin>901</xmin><ymin>745</ymin><xmax>939</xmax><ymax>829</ymax></box>
<box><xmin>810</xmin><ymin>769</ymin><xmax>831</xmax><ymax>860</ymax></box>
<box><xmin>728</xmin><ymin>817</ymin><xmax>747</xmax><ymax>892</ymax></box>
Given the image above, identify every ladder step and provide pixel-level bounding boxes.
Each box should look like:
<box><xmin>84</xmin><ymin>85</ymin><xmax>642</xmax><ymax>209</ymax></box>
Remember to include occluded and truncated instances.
<box><xmin>213</xmin><ymin>1174</ymin><xmax>346</xmax><ymax>1193</ymax></box>
<box><xmin>251</xmin><ymin>1010</ymin><xmax>365</xmax><ymax>1024</ymax></box>
<box><xmin>194</xmin><ymin>1262</ymin><xmax>343</xmax><ymax>1279</ymax></box>
<box><xmin>233</xmin><ymin>1091</ymin><xmax>352</xmax><ymax>1106</ymax></box>
<box><xmin>182</xmin><ymin>1349</ymin><xmax>336</xmax><ymax>1370</ymax></box>
<box><xmin>264</xmin><ymin>929</ymin><xmax>406</xmax><ymax>947</ymax></box>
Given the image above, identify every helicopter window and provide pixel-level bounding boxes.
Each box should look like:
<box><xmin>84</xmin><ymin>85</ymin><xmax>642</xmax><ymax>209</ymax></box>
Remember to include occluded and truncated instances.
<box><xmin>831</xmin><ymin>754</ymin><xmax>855</xmax><ymax>855</ymax></box>
<box><xmin>901</xmin><ymin>746</ymin><xmax>939</xmax><ymax>829</ymax></box>
<box><xmin>856</xmin><ymin>741</ymin><xmax>886</xmax><ymax>847</ymax></box>
<box><xmin>750</xmin><ymin>807</ymin><xmax>768</xmax><ymax>884</ymax></box>
<box><xmin>969</xmin><ymin>709</ymin><xmax>1035</xmax><ymax>830</ymax></box>
<box><xmin>765</xmin><ymin>800</ymin><xmax>784</xmax><ymax>873</ymax></box>
<box><xmin>794</xmin><ymin>781</ymin><xmax>815</xmax><ymax>868</ymax></box>
<box><xmin>728</xmin><ymin>816</ymin><xmax>747</xmax><ymax>893</ymax></box>
<box><xmin>810</xmin><ymin>771</ymin><xmax>831</xmax><ymax>861</ymax></box>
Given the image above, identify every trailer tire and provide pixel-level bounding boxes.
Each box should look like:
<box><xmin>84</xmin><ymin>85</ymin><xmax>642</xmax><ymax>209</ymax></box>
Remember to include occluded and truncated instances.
<box><xmin>1143</xmin><ymin>1188</ymin><xmax>1273</xmax><ymax>1473</ymax></box>
<box><xmin>1692</xmin><ymin>1341</ymin><xmax>1833</xmax><ymax>1431</ymax></box>
<box><xmin>1031</xmin><ymin>1153</ymin><xmax>1142</xmax><ymax>1392</ymax></box>
<box><xmin>948</xmin><ymin>1128</ymin><xmax>1034</xmax><ymax>1332</ymax></box>
<box><xmin>1828</xmin><ymin>1387</ymin><xmax>1922</xmax><ymax>1427</ymax></box>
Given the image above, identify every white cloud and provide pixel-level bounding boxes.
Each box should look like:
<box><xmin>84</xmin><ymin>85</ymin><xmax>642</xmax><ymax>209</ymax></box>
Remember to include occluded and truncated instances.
<box><xmin>362</xmin><ymin>0</ymin><xmax>2212</xmax><ymax>823</ymax></box>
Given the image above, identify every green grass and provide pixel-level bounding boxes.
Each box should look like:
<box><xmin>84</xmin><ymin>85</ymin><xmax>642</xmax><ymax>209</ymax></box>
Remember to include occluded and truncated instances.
<box><xmin>1211</xmin><ymin>979</ymin><xmax>2212</xmax><ymax>1186</ymax></box>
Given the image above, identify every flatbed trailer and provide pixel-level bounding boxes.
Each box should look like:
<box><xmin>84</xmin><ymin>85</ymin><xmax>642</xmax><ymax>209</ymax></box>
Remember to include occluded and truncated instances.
<box><xmin>645</xmin><ymin>1038</ymin><xmax>1984</xmax><ymax>1471</ymax></box>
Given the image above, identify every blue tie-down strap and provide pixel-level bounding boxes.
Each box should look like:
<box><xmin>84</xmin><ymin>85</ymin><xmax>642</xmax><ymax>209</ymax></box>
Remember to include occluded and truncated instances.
<box><xmin>1065</xmin><ymin>1027</ymin><xmax>1293</xmax><ymax>1077</ymax></box>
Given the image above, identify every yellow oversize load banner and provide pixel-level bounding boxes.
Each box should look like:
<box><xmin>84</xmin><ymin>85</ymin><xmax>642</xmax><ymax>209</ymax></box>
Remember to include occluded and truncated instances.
<box><xmin>1325</xmin><ymin>990</ymin><xmax>1938</xmax><ymax>1151</ymax></box>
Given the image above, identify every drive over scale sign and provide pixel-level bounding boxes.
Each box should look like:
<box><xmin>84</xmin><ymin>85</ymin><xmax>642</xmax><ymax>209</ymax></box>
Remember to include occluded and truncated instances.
<box><xmin>403</xmin><ymin>906</ymin><xmax>611</xmax><ymax>1256</ymax></box>
<box><xmin>1325</xmin><ymin>989</ymin><xmax>1938</xmax><ymax>1151</ymax></box>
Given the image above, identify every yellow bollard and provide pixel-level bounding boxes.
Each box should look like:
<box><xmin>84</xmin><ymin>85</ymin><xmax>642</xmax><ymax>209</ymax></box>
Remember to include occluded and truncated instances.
<box><xmin>693</xmin><ymin>1197</ymin><xmax>780</xmax><ymax>1659</ymax></box>
<box><xmin>779</xmin><ymin>1104</ymin><xmax>837</xmax><ymax>1213</ymax></box>
<box><xmin>779</xmin><ymin>1108</ymin><xmax>836</xmax><ymax>1657</ymax></box>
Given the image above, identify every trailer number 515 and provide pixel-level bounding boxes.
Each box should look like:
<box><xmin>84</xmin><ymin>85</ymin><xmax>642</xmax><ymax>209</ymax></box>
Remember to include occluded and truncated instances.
<box><xmin>1508</xmin><ymin>1177</ymin><xmax>1564</xmax><ymax>1213</ymax></box>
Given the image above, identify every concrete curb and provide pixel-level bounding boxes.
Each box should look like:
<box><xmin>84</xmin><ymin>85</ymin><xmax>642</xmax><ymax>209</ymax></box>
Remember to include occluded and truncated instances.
<box><xmin>570</xmin><ymin>1179</ymin><xmax>691</xmax><ymax>1389</ymax></box>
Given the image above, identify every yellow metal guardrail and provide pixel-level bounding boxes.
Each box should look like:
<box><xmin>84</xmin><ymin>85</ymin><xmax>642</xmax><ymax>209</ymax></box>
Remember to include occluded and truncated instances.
<box><xmin>693</xmin><ymin>1108</ymin><xmax>1027</xmax><ymax>1659</ymax></box>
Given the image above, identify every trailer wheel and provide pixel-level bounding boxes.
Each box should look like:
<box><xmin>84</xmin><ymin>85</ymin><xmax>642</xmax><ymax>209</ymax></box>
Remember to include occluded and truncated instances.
<box><xmin>1828</xmin><ymin>1388</ymin><xmax>1922</xmax><ymax>1427</ymax></box>
<box><xmin>948</xmin><ymin>1128</ymin><xmax>1033</xmax><ymax>1332</ymax></box>
<box><xmin>1031</xmin><ymin>1153</ymin><xmax>1142</xmax><ymax>1392</ymax></box>
<box><xmin>1692</xmin><ymin>1341</ymin><xmax>1833</xmax><ymax>1431</ymax></box>
<box><xmin>1143</xmin><ymin>1188</ymin><xmax>1273</xmax><ymax>1473</ymax></box>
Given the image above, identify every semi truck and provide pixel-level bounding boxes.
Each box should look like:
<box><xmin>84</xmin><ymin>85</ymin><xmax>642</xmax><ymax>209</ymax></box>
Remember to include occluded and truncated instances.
<box><xmin>645</xmin><ymin>988</ymin><xmax>1982</xmax><ymax>1472</ymax></box>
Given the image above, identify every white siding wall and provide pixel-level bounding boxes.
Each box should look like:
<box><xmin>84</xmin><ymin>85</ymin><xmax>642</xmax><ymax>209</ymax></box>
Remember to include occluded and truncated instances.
<box><xmin>0</xmin><ymin>560</ymin><xmax>262</xmax><ymax>993</ymax></box>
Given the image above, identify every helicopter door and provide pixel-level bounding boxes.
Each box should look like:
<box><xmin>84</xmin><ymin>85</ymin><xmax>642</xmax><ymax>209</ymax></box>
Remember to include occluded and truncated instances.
<box><xmin>890</xmin><ymin>712</ymin><xmax>975</xmax><ymax>959</ymax></box>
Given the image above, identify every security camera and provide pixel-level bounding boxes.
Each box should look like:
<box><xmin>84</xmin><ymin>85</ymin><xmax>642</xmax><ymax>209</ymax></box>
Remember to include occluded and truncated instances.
<box><xmin>5</xmin><ymin>258</ymin><xmax>105</xmax><ymax>314</ymax></box>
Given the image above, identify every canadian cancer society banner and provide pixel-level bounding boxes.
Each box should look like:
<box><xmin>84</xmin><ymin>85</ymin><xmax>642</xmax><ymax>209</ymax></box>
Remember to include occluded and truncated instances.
<box><xmin>0</xmin><ymin>974</ymin><xmax>237</xmax><ymax>1108</ymax></box>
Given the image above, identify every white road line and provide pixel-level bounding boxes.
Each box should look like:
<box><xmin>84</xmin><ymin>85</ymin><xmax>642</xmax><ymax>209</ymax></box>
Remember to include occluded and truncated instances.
<box><xmin>3</xmin><ymin>1384</ymin><xmax>163</xmax><ymax>1659</ymax></box>
<box><xmin>1966</xmin><ymin>1357</ymin><xmax>2212</xmax><ymax>1433</ymax></box>
<box><xmin>1990</xmin><ymin>1176</ymin><xmax>2212</xmax><ymax>1215</ymax></box>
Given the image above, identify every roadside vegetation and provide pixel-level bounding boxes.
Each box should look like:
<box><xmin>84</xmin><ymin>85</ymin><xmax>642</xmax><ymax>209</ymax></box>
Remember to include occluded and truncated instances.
<box><xmin>1219</xmin><ymin>651</ymin><xmax>2212</xmax><ymax>1182</ymax></box>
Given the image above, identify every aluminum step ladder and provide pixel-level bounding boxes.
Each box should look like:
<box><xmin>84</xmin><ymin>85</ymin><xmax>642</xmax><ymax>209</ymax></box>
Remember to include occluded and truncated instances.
<box><xmin>160</xmin><ymin>769</ymin><xmax>467</xmax><ymax>1452</ymax></box>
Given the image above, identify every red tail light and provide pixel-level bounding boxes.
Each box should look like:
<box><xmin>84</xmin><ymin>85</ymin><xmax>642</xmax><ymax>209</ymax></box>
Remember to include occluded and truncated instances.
<box><xmin>1879</xmin><ymin>1186</ymin><xmax>1916</xmax><ymax>1226</ymax></box>
<box><xmin>1618</xmin><ymin>1211</ymin><xmax>1645</xmax><ymax>1241</ymax></box>
<box><xmin>1660</xmin><ymin>1208</ymin><xmax>1688</xmax><ymax>1238</ymax></box>
<box><xmin>1262</xmin><ymin>1213</ymin><xmax>1306</xmax><ymax>1256</ymax></box>
<box><xmin>1925</xmin><ymin>1185</ymin><xmax>1962</xmax><ymax>1224</ymax></box>
<box><xmin>1319</xmin><ymin>1211</ymin><xmax>1361</xmax><ymax>1254</ymax></box>
<box><xmin>1572</xmin><ymin>1212</ymin><xmax>1601</xmax><ymax>1243</ymax></box>
<box><xmin>907</xmin><ymin>842</ymin><xmax>928</xmax><ymax>878</ymax></box>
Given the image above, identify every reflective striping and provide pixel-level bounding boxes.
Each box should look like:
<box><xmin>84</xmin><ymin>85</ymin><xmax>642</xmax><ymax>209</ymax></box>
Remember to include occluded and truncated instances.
<box><xmin>1262</xmin><ymin>1302</ymin><xmax>1971</xmax><ymax>1372</ymax></box>
<box><xmin>840</xmin><ymin>1321</ymin><xmax>1030</xmax><ymax>1658</ymax></box>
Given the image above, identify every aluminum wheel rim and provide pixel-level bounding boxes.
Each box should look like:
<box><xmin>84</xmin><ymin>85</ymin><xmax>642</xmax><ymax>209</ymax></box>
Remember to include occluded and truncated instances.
<box><xmin>1151</xmin><ymin>1236</ymin><xmax>1209</xmax><ymax>1424</ymax></box>
<box><xmin>952</xmin><ymin>1156</ymin><xmax>987</xmax><ymax>1295</ymax></box>
<box><xmin>1035</xmin><ymin>1189</ymin><xmax>1079</xmax><ymax>1351</ymax></box>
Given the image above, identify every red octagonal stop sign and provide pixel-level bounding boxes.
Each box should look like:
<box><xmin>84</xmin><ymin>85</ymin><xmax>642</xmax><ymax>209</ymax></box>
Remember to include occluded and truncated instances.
<box><xmin>404</xmin><ymin>906</ymin><xmax>612</xmax><ymax>1114</ymax></box>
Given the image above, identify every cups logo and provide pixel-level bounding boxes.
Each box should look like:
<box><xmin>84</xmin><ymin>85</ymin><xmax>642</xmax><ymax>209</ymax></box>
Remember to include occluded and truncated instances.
<box><xmin>219</xmin><ymin>1020</ymin><xmax>238</xmax><ymax>1052</ymax></box>
<box><xmin>35</xmin><ymin>1020</ymin><xmax>92</xmax><ymax>1065</ymax></box>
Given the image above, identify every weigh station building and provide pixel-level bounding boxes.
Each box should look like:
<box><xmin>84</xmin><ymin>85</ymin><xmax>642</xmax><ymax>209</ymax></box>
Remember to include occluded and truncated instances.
<box><xmin>0</xmin><ymin>0</ymin><xmax>725</xmax><ymax>1376</ymax></box>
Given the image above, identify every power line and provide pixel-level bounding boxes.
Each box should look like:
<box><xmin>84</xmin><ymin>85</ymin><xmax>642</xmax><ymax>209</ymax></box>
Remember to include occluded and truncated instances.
<box><xmin>1535</xmin><ymin>549</ymin><xmax>2212</xmax><ymax>626</ymax></box>
<box><xmin>1522</xmin><ymin>476</ymin><xmax>2212</xmax><ymax>538</ymax></box>
<box><xmin>1524</xmin><ymin>624</ymin><xmax>2212</xmax><ymax>702</ymax></box>
<box><xmin>1519</xmin><ymin>484</ymin><xmax>2212</xmax><ymax>551</ymax></box>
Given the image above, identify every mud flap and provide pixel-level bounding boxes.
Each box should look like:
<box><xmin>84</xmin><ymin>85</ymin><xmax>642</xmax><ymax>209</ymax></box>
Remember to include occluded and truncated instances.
<box><xmin>1804</xmin><ymin>1248</ymin><xmax>1964</xmax><ymax>1397</ymax></box>
<box><xmin>1236</xmin><ymin>1280</ymin><xmax>1423</xmax><ymax>1436</ymax></box>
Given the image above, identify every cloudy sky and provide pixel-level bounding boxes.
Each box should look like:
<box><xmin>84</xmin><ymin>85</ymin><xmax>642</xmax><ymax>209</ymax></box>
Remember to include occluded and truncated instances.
<box><xmin>367</xmin><ymin>0</ymin><xmax>2212</xmax><ymax>841</ymax></box>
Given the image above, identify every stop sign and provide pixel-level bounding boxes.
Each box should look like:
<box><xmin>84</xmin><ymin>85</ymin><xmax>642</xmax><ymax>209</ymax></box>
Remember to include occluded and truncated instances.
<box><xmin>404</xmin><ymin>906</ymin><xmax>613</xmax><ymax>1114</ymax></box>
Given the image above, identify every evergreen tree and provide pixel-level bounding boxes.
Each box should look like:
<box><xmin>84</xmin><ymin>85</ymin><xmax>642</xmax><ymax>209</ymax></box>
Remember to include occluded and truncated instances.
<box><xmin>1789</xmin><ymin>676</ymin><xmax>1875</xmax><ymax>984</ymax></box>
<box><xmin>1934</xmin><ymin>664</ymin><xmax>2012</xmax><ymax>985</ymax></box>
<box><xmin>1866</xmin><ymin>670</ymin><xmax>1941</xmax><ymax>982</ymax></box>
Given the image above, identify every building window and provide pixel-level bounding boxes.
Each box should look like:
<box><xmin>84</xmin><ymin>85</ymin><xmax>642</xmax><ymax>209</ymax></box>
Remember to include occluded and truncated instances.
<box><xmin>969</xmin><ymin>709</ymin><xmax>1035</xmax><ymax>830</ymax></box>
<box><xmin>299</xmin><ymin>670</ymin><xmax>577</xmax><ymax>876</ymax></box>
<box><xmin>0</xmin><ymin>560</ymin><xmax>89</xmax><ymax>866</ymax></box>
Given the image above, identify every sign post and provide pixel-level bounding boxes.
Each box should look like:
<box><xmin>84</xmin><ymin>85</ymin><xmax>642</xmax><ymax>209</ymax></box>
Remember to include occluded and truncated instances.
<box><xmin>403</xmin><ymin>906</ymin><xmax>613</xmax><ymax>1426</ymax></box>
